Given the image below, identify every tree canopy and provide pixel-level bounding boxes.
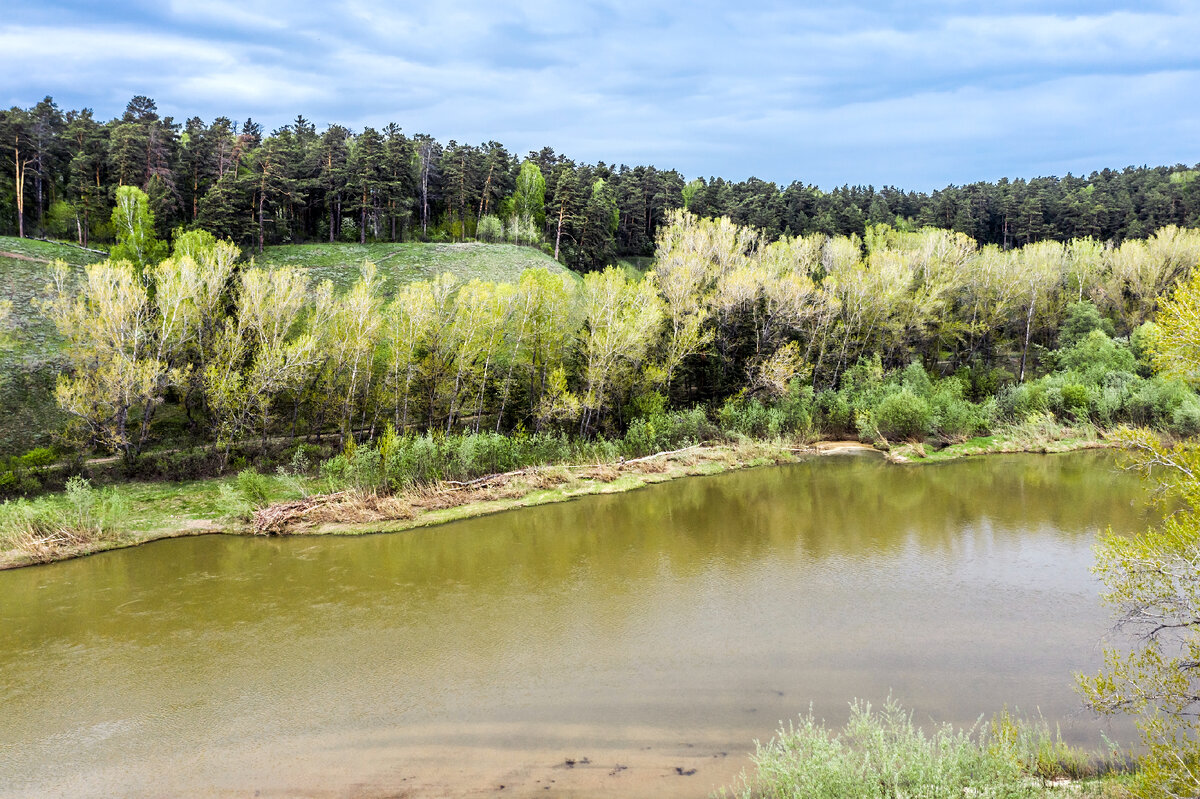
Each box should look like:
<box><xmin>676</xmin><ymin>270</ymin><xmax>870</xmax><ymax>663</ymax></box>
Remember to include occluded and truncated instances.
<box><xmin>2</xmin><ymin>95</ymin><xmax>1200</xmax><ymax>272</ymax></box>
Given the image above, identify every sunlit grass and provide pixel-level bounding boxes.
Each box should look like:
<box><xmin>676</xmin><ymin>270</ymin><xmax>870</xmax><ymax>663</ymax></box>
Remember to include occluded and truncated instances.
<box><xmin>257</xmin><ymin>241</ymin><xmax>572</xmax><ymax>294</ymax></box>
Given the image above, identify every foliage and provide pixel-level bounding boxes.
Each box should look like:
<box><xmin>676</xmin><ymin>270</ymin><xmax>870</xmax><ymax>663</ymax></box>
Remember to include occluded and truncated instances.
<box><xmin>1076</xmin><ymin>399</ymin><xmax>1200</xmax><ymax>799</ymax></box>
<box><xmin>722</xmin><ymin>697</ymin><xmax>1121</xmax><ymax>799</ymax></box>
<box><xmin>7</xmin><ymin>95</ymin><xmax>1200</xmax><ymax>263</ymax></box>
<box><xmin>475</xmin><ymin>214</ymin><xmax>503</xmax><ymax>243</ymax></box>
<box><xmin>0</xmin><ymin>476</ymin><xmax>128</xmax><ymax>561</ymax></box>
<box><xmin>108</xmin><ymin>186</ymin><xmax>167</xmax><ymax>272</ymax></box>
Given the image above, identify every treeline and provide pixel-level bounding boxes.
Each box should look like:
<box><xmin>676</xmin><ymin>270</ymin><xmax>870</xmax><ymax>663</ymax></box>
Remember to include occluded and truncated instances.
<box><xmin>3</xmin><ymin>95</ymin><xmax>1200</xmax><ymax>269</ymax></box>
<box><xmin>37</xmin><ymin>202</ymin><xmax>1200</xmax><ymax>471</ymax></box>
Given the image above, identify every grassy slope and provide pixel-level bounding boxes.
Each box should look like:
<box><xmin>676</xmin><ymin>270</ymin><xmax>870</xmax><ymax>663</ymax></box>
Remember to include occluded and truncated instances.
<box><xmin>0</xmin><ymin>238</ymin><xmax>569</xmax><ymax>456</ymax></box>
<box><xmin>0</xmin><ymin>238</ymin><xmax>103</xmax><ymax>455</ymax></box>
<box><xmin>256</xmin><ymin>241</ymin><xmax>571</xmax><ymax>293</ymax></box>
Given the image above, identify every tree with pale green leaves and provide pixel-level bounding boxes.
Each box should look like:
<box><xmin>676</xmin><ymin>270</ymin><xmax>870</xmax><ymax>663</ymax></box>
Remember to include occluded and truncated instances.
<box><xmin>109</xmin><ymin>186</ymin><xmax>167</xmax><ymax>275</ymax></box>
<box><xmin>1078</xmin><ymin>273</ymin><xmax>1200</xmax><ymax>797</ymax></box>
<box><xmin>512</xmin><ymin>159</ymin><xmax>546</xmax><ymax>230</ymax></box>
<box><xmin>577</xmin><ymin>266</ymin><xmax>664</xmax><ymax>434</ymax></box>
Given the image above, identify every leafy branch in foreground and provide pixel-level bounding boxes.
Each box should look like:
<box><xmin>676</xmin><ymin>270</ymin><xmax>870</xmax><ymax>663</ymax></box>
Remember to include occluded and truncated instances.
<box><xmin>1078</xmin><ymin>265</ymin><xmax>1200</xmax><ymax>799</ymax></box>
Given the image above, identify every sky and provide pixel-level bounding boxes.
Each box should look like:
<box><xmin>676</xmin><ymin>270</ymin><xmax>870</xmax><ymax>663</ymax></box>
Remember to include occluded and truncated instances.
<box><xmin>2</xmin><ymin>0</ymin><xmax>1199</xmax><ymax>191</ymax></box>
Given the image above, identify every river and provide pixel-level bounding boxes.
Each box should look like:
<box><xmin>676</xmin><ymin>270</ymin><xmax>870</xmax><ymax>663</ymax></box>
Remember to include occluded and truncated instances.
<box><xmin>0</xmin><ymin>451</ymin><xmax>1155</xmax><ymax>797</ymax></box>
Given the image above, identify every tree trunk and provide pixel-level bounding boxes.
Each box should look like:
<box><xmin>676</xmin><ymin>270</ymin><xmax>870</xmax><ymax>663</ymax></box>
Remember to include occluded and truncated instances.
<box><xmin>554</xmin><ymin>202</ymin><xmax>565</xmax><ymax>261</ymax></box>
<box><xmin>1019</xmin><ymin>287</ymin><xmax>1036</xmax><ymax>383</ymax></box>
<box><xmin>14</xmin><ymin>141</ymin><xmax>26</xmax><ymax>239</ymax></box>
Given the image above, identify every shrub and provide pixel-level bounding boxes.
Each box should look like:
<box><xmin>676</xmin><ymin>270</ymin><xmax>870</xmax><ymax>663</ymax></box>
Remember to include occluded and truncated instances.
<box><xmin>932</xmin><ymin>394</ymin><xmax>989</xmax><ymax>441</ymax></box>
<box><xmin>1060</xmin><ymin>383</ymin><xmax>1091</xmax><ymax>417</ymax></box>
<box><xmin>476</xmin><ymin>214</ymin><xmax>503</xmax><ymax>243</ymax></box>
<box><xmin>873</xmin><ymin>390</ymin><xmax>933</xmax><ymax>441</ymax></box>
<box><xmin>720</xmin><ymin>698</ymin><xmax>1085</xmax><ymax>799</ymax></box>
<box><xmin>718</xmin><ymin>395</ymin><xmax>773</xmax><ymax>439</ymax></box>
<box><xmin>900</xmin><ymin>361</ymin><xmax>933</xmax><ymax>397</ymax></box>
<box><xmin>1059</xmin><ymin>300</ymin><xmax>1114</xmax><ymax>348</ymax></box>
<box><xmin>0</xmin><ymin>477</ymin><xmax>128</xmax><ymax>561</ymax></box>
<box><xmin>1172</xmin><ymin>395</ymin><xmax>1200</xmax><ymax>437</ymax></box>
<box><xmin>998</xmin><ymin>383</ymin><xmax>1049</xmax><ymax>420</ymax></box>
<box><xmin>1130</xmin><ymin>321</ymin><xmax>1160</xmax><ymax>376</ymax></box>
<box><xmin>235</xmin><ymin>468</ymin><xmax>273</xmax><ymax>509</ymax></box>
<box><xmin>814</xmin><ymin>390</ymin><xmax>852</xmax><ymax>436</ymax></box>
<box><xmin>19</xmin><ymin>447</ymin><xmax>56</xmax><ymax>470</ymax></box>
<box><xmin>953</xmin><ymin>364</ymin><xmax>1011</xmax><ymax>402</ymax></box>
<box><xmin>1058</xmin><ymin>330</ymin><xmax>1136</xmax><ymax>379</ymax></box>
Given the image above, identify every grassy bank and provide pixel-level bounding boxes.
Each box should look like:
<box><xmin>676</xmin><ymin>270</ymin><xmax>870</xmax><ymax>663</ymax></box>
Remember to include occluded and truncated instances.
<box><xmin>0</xmin><ymin>427</ymin><xmax>1108</xmax><ymax>571</ymax></box>
<box><xmin>720</xmin><ymin>698</ymin><xmax>1134</xmax><ymax>798</ymax></box>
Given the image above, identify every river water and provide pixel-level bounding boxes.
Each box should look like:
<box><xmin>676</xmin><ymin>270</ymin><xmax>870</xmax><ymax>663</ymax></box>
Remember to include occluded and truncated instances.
<box><xmin>0</xmin><ymin>451</ymin><xmax>1156</xmax><ymax>797</ymax></box>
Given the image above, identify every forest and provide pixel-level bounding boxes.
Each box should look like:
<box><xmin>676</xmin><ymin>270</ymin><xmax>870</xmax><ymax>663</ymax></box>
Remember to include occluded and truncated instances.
<box><xmin>3</xmin><ymin>95</ymin><xmax>1200</xmax><ymax>274</ymax></box>
<box><xmin>9</xmin><ymin>189</ymin><xmax>1197</xmax><ymax>490</ymax></box>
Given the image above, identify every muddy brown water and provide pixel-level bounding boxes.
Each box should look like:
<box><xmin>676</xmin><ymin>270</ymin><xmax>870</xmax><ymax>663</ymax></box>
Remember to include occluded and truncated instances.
<box><xmin>0</xmin><ymin>451</ymin><xmax>1156</xmax><ymax>797</ymax></box>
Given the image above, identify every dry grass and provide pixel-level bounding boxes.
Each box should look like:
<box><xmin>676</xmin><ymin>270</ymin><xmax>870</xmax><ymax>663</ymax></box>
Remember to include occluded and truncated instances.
<box><xmin>5</xmin><ymin>524</ymin><xmax>102</xmax><ymax>563</ymax></box>
<box><xmin>253</xmin><ymin>491</ymin><xmax>414</xmax><ymax>534</ymax></box>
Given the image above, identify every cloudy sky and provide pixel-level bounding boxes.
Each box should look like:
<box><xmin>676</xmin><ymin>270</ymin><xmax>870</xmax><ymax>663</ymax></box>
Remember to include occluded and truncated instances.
<box><xmin>2</xmin><ymin>0</ymin><xmax>1198</xmax><ymax>190</ymax></box>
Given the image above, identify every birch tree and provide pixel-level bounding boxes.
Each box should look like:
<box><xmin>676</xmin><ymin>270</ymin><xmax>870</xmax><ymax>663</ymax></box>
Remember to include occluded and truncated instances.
<box><xmin>578</xmin><ymin>267</ymin><xmax>664</xmax><ymax>434</ymax></box>
<box><xmin>204</xmin><ymin>267</ymin><xmax>319</xmax><ymax>461</ymax></box>
<box><xmin>42</xmin><ymin>260</ymin><xmax>180</xmax><ymax>460</ymax></box>
<box><xmin>382</xmin><ymin>280</ymin><xmax>435</xmax><ymax>429</ymax></box>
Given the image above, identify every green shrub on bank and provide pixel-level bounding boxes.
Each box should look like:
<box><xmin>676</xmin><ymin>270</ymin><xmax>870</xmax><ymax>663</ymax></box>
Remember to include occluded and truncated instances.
<box><xmin>320</xmin><ymin>407</ymin><xmax>726</xmax><ymax>494</ymax></box>
<box><xmin>0</xmin><ymin>477</ymin><xmax>128</xmax><ymax>559</ymax></box>
<box><xmin>722</xmin><ymin>698</ymin><xmax>1127</xmax><ymax>799</ymax></box>
<box><xmin>718</xmin><ymin>381</ymin><xmax>814</xmax><ymax>440</ymax></box>
<box><xmin>871</xmin><ymin>389</ymin><xmax>933</xmax><ymax>441</ymax></box>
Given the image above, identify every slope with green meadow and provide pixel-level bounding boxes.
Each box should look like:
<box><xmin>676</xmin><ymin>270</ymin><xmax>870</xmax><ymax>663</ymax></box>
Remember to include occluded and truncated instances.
<box><xmin>0</xmin><ymin>237</ymin><xmax>569</xmax><ymax>456</ymax></box>
<box><xmin>256</xmin><ymin>241</ymin><xmax>572</xmax><ymax>293</ymax></box>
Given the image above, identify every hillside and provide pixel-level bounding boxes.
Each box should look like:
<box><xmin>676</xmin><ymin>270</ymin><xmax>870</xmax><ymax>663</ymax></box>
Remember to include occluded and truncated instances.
<box><xmin>256</xmin><ymin>242</ymin><xmax>573</xmax><ymax>292</ymax></box>
<box><xmin>0</xmin><ymin>238</ymin><xmax>104</xmax><ymax>456</ymax></box>
<box><xmin>0</xmin><ymin>238</ymin><xmax>573</xmax><ymax>456</ymax></box>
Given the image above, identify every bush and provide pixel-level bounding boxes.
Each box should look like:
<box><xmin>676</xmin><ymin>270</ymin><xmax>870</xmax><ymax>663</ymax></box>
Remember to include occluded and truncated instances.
<box><xmin>19</xmin><ymin>447</ymin><xmax>56</xmax><ymax>470</ymax></box>
<box><xmin>814</xmin><ymin>390</ymin><xmax>852</xmax><ymax>437</ymax></box>
<box><xmin>1058</xmin><ymin>330</ymin><xmax>1136</xmax><ymax>379</ymax></box>
<box><xmin>998</xmin><ymin>383</ymin><xmax>1049</xmax><ymax>420</ymax></box>
<box><xmin>900</xmin><ymin>361</ymin><xmax>933</xmax><ymax>397</ymax></box>
<box><xmin>953</xmin><ymin>364</ymin><xmax>1011</xmax><ymax>402</ymax></box>
<box><xmin>1172</xmin><ymin>395</ymin><xmax>1200</xmax><ymax>437</ymax></box>
<box><xmin>1060</xmin><ymin>383</ymin><xmax>1091</xmax><ymax>417</ymax></box>
<box><xmin>720</xmin><ymin>698</ymin><xmax>1111</xmax><ymax>799</ymax></box>
<box><xmin>235</xmin><ymin>468</ymin><xmax>273</xmax><ymax>509</ymax></box>
<box><xmin>476</xmin><ymin>214</ymin><xmax>503</xmax><ymax>243</ymax></box>
<box><xmin>1130</xmin><ymin>321</ymin><xmax>1160</xmax><ymax>376</ymax></box>
<box><xmin>1059</xmin><ymin>300</ymin><xmax>1114</xmax><ymax>348</ymax></box>
<box><xmin>872</xmin><ymin>390</ymin><xmax>933</xmax><ymax>441</ymax></box>
<box><xmin>933</xmin><ymin>394</ymin><xmax>993</xmax><ymax>441</ymax></box>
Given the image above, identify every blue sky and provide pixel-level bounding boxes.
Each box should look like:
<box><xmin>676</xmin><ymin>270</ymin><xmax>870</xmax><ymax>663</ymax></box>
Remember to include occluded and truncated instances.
<box><xmin>2</xmin><ymin>0</ymin><xmax>1198</xmax><ymax>190</ymax></box>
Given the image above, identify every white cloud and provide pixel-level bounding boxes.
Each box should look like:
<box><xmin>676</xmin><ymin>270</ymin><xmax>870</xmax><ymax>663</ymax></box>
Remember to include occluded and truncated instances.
<box><xmin>1</xmin><ymin>2</ymin><xmax>1197</xmax><ymax>189</ymax></box>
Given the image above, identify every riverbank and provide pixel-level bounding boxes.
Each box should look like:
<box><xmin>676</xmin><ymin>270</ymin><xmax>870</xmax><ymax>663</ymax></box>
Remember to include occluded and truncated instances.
<box><xmin>0</xmin><ymin>427</ymin><xmax>1111</xmax><ymax>571</ymax></box>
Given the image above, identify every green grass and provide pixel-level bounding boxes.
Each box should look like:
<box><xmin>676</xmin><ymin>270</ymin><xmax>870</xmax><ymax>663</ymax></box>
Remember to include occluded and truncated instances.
<box><xmin>256</xmin><ymin>241</ymin><xmax>572</xmax><ymax>294</ymax></box>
